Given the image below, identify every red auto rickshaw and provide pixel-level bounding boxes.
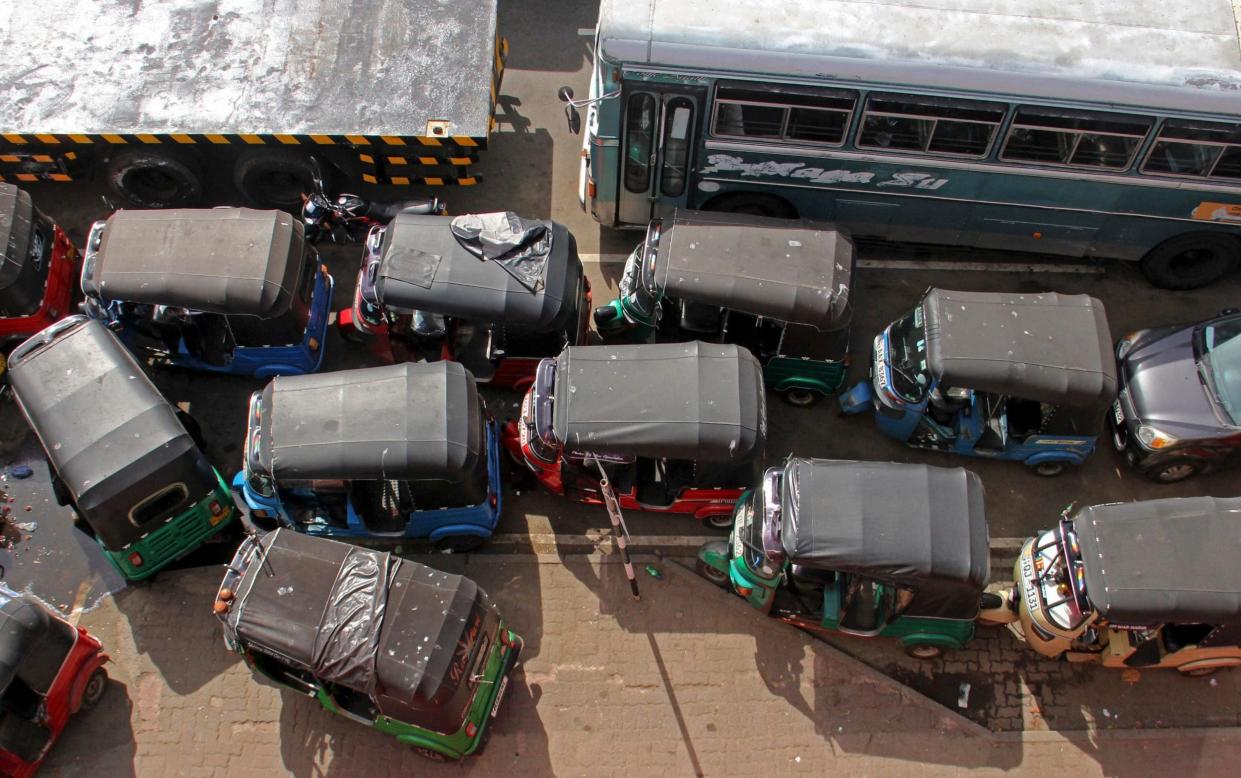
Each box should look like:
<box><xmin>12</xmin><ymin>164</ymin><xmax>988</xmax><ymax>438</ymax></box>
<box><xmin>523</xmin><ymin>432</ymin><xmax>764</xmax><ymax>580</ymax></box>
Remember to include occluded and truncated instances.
<box><xmin>503</xmin><ymin>341</ymin><xmax>767</xmax><ymax>528</ymax></box>
<box><xmin>0</xmin><ymin>585</ymin><xmax>108</xmax><ymax>777</ymax></box>
<box><xmin>0</xmin><ymin>184</ymin><xmax>79</xmax><ymax>353</ymax></box>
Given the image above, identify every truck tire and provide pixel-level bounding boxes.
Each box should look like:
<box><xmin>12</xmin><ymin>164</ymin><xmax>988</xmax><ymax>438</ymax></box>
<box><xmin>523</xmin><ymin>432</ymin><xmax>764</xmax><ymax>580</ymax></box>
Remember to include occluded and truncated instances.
<box><xmin>234</xmin><ymin>150</ymin><xmax>321</xmax><ymax>209</ymax></box>
<box><xmin>702</xmin><ymin>192</ymin><xmax>797</xmax><ymax>219</ymax></box>
<box><xmin>106</xmin><ymin>150</ymin><xmax>204</xmax><ymax>208</ymax></box>
<box><xmin>1139</xmin><ymin>234</ymin><xmax>1240</xmax><ymax>290</ymax></box>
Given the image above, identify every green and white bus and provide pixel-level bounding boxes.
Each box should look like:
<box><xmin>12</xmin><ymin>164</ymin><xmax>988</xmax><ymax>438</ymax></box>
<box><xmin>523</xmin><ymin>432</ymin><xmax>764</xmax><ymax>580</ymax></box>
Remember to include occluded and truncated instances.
<box><xmin>565</xmin><ymin>0</ymin><xmax>1241</xmax><ymax>288</ymax></box>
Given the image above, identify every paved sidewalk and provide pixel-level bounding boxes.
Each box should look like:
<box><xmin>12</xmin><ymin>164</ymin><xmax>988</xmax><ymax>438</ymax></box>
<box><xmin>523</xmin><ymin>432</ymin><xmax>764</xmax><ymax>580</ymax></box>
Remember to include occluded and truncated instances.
<box><xmin>39</xmin><ymin>554</ymin><xmax>1241</xmax><ymax>777</ymax></box>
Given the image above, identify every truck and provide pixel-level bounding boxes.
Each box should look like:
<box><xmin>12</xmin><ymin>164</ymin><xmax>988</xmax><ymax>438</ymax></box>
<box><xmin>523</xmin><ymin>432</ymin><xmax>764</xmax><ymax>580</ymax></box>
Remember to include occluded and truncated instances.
<box><xmin>0</xmin><ymin>0</ymin><xmax>507</xmax><ymax>209</ymax></box>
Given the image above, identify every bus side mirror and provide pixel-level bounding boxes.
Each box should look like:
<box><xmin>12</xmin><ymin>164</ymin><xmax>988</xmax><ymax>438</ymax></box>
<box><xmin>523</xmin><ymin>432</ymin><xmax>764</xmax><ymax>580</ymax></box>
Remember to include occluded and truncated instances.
<box><xmin>558</xmin><ymin>86</ymin><xmax>581</xmax><ymax>135</ymax></box>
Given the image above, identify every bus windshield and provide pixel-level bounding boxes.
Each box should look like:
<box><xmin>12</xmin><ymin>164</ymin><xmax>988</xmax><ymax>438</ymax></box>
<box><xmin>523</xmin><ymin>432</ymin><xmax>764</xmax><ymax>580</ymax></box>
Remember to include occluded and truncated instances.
<box><xmin>887</xmin><ymin>307</ymin><xmax>929</xmax><ymax>403</ymax></box>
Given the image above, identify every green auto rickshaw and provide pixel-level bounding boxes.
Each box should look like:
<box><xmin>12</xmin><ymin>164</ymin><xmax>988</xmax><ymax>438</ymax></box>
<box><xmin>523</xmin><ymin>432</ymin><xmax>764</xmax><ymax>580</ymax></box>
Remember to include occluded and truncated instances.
<box><xmin>7</xmin><ymin>315</ymin><xmax>235</xmax><ymax>580</ymax></box>
<box><xmin>215</xmin><ymin>529</ymin><xmax>523</xmax><ymax>760</ymax></box>
<box><xmin>697</xmin><ymin>457</ymin><xmax>989</xmax><ymax>657</ymax></box>
<box><xmin>593</xmin><ymin>209</ymin><xmax>854</xmax><ymax>406</ymax></box>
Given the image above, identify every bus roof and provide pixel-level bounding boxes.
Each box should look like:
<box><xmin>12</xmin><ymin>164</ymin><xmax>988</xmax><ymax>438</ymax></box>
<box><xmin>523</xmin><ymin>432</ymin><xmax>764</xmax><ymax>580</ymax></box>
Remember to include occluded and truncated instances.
<box><xmin>598</xmin><ymin>0</ymin><xmax>1241</xmax><ymax>114</ymax></box>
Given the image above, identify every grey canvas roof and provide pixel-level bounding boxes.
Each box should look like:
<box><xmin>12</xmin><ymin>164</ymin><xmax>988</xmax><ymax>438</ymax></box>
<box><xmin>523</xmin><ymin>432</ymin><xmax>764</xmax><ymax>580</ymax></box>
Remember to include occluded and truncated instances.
<box><xmin>0</xmin><ymin>184</ymin><xmax>33</xmax><ymax>292</ymax></box>
<box><xmin>229</xmin><ymin>530</ymin><xmax>484</xmax><ymax>700</ymax></box>
<box><xmin>255</xmin><ymin>362</ymin><xmax>481</xmax><ymax>481</ymax></box>
<box><xmin>598</xmin><ymin>0</ymin><xmax>1241</xmax><ymax>115</ymax></box>
<box><xmin>780</xmin><ymin>458</ymin><xmax>989</xmax><ymax>619</ymax></box>
<box><xmin>922</xmin><ymin>289</ymin><xmax>1117</xmax><ymax>409</ymax></box>
<box><xmin>1075</xmin><ymin>497</ymin><xmax>1241</xmax><ymax>626</ymax></box>
<box><xmin>551</xmin><ymin>341</ymin><xmax>766</xmax><ymax>460</ymax></box>
<box><xmin>0</xmin><ymin>586</ymin><xmax>76</xmax><ymax>696</ymax></box>
<box><xmin>374</xmin><ymin>213</ymin><xmax>582</xmax><ymax>329</ymax></box>
<box><xmin>653</xmin><ymin>210</ymin><xmax>853</xmax><ymax>332</ymax></box>
<box><xmin>1</xmin><ymin>0</ymin><xmax>499</xmax><ymax>138</ymax></box>
<box><xmin>6</xmin><ymin>316</ymin><xmax>213</xmax><ymax>550</ymax></box>
<box><xmin>83</xmin><ymin>208</ymin><xmax>303</xmax><ymax>318</ymax></box>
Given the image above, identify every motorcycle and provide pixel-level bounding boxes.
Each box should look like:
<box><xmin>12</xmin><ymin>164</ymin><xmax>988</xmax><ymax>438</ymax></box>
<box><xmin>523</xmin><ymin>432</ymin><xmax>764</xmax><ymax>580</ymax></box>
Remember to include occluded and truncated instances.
<box><xmin>301</xmin><ymin>158</ymin><xmax>445</xmax><ymax>244</ymax></box>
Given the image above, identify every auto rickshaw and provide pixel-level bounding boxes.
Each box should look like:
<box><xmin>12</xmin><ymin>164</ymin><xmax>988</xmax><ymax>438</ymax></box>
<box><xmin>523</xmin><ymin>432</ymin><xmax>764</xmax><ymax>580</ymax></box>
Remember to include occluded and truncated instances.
<box><xmin>840</xmin><ymin>289</ymin><xmax>1117</xmax><ymax>475</ymax></box>
<box><xmin>236</xmin><ymin>361</ymin><xmax>501</xmax><ymax>551</ymax></box>
<box><xmin>981</xmin><ymin>496</ymin><xmax>1241</xmax><ymax>676</ymax></box>
<box><xmin>592</xmin><ymin>209</ymin><xmax>854</xmax><ymax>406</ymax></box>
<box><xmin>0</xmin><ymin>184</ymin><xmax>79</xmax><ymax>352</ymax></box>
<box><xmin>697</xmin><ymin>458</ymin><xmax>989</xmax><ymax>657</ymax></box>
<box><xmin>215</xmin><ymin>529</ymin><xmax>522</xmax><ymax>760</ymax></box>
<box><xmin>503</xmin><ymin>341</ymin><xmax>766</xmax><ymax>528</ymax></box>
<box><xmin>339</xmin><ymin>211</ymin><xmax>590</xmax><ymax>390</ymax></box>
<box><xmin>7</xmin><ymin>316</ymin><xmax>235</xmax><ymax>580</ymax></box>
<box><xmin>79</xmin><ymin>207</ymin><xmax>332</xmax><ymax>377</ymax></box>
<box><xmin>0</xmin><ymin>585</ymin><xmax>109</xmax><ymax>778</ymax></box>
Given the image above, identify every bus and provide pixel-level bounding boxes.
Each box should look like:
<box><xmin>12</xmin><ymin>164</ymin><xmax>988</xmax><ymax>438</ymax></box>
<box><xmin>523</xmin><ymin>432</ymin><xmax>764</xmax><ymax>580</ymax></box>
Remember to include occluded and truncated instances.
<box><xmin>564</xmin><ymin>0</ymin><xmax>1241</xmax><ymax>289</ymax></box>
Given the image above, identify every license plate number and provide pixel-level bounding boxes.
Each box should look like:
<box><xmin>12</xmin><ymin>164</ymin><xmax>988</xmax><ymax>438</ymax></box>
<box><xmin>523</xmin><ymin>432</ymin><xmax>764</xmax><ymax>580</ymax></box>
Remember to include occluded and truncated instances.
<box><xmin>490</xmin><ymin>675</ymin><xmax>510</xmax><ymax>718</ymax></box>
<box><xmin>1113</xmin><ymin>401</ymin><xmax>1124</xmax><ymax>425</ymax></box>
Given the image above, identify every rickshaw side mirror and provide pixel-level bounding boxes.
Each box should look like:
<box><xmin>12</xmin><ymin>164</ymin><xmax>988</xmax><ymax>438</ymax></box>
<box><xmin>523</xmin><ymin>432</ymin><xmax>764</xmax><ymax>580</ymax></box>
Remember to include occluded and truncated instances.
<box><xmin>557</xmin><ymin>87</ymin><xmax>581</xmax><ymax>135</ymax></box>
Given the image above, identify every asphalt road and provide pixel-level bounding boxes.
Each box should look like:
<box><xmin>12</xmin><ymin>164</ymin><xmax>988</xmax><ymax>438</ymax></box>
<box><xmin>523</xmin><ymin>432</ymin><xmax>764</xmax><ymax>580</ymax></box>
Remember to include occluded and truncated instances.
<box><xmin>13</xmin><ymin>0</ymin><xmax>1241</xmax><ymax>551</ymax></box>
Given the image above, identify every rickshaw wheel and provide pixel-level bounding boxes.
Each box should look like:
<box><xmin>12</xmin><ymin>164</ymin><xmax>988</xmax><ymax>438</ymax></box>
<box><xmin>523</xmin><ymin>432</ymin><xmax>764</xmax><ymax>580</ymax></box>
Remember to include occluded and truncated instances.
<box><xmin>412</xmin><ymin>747</ymin><xmax>449</xmax><ymax>762</ymax></box>
<box><xmin>782</xmin><ymin>388</ymin><xmax>821</xmax><ymax>407</ymax></box>
<box><xmin>703</xmin><ymin>512</ymin><xmax>734</xmax><ymax>531</ymax></box>
<box><xmin>436</xmin><ymin>535</ymin><xmax>484</xmax><ymax>554</ymax></box>
<box><xmin>1180</xmin><ymin>666</ymin><xmax>1221</xmax><ymax>678</ymax></box>
<box><xmin>81</xmin><ymin>668</ymin><xmax>109</xmax><ymax>710</ymax></box>
<box><xmin>1033</xmin><ymin>461</ymin><xmax>1066</xmax><ymax>477</ymax></box>
<box><xmin>695</xmin><ymin>558</ymin><xmax>729</xmax><ymax>588</ymax></box>
<box><xmin>904</xmin><ymin>643</ymin><xmax>944</xmax><ymax>660</ymax></box>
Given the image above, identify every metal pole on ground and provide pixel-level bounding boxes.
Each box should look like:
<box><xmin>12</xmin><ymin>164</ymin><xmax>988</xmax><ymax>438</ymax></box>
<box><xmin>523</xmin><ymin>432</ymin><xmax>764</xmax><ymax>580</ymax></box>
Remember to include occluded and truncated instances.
<box><xmin>588</xmin><ymin>454</ymin><xmax>640</xmax><ymax>601</ymax></box>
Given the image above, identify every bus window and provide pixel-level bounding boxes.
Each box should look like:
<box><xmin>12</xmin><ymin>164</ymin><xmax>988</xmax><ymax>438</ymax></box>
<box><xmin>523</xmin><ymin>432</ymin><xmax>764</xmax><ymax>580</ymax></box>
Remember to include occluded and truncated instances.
<box><xmin>660</xmin><ymin>99</ymin><xmax>693</xmax><ymax>197</ymax></box>
<box><xmin>712</xmin><ymin>83</ymin><xmax>856</xmax><ymax>146</ymax></box>
<box><xmin>1141</xmin><ymin>119</ymin><xmax>1241</xmax><ymax>180</ymax></box>
<box><xmin>857</xmin><ymin>93</ymin><xmax>1005</xmax><ymax>157</ymax></box>
<box><xmin>1001</xmin><ymin>107</ymin><xmax>1152</xmax><ymax>169</ymax></box>
<box><xmin>624</xmin><ymin>94</ymin><xmax>657</xmax><ymax>193</ymax></box>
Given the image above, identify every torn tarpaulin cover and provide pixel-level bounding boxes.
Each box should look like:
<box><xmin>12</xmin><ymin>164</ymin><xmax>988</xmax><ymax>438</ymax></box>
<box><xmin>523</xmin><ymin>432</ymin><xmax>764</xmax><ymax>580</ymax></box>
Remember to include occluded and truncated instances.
<box><xmin>449</xmin><ymin>212</ymin><xmax>552</xmax><ymax>292</ymax></box>
<box><xmin>310</xmin><ymin>545</ymin><xmax>392</xmax><ymax>693</ymax></box>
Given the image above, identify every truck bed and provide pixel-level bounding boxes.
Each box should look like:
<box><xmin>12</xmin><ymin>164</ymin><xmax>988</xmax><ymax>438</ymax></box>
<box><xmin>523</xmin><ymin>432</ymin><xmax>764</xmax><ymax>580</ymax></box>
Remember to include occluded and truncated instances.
<box><xmin>0</xmin><ymin>0</ymin><xmax>500</xmax><ymax>139</ymax></box>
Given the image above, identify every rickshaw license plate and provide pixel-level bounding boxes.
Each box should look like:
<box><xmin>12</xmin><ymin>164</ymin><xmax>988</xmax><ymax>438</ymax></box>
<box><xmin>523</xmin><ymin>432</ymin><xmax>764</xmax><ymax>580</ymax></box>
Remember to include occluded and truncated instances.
<box><xmin>1112</xmin><ymin>401</ymin><xmax>1124</xmax><ymax>425</ymax></box>
<box><xmin>490</xmin><ymin>675</ymin><xmax>510</xmax><ymax>718</ymax></box>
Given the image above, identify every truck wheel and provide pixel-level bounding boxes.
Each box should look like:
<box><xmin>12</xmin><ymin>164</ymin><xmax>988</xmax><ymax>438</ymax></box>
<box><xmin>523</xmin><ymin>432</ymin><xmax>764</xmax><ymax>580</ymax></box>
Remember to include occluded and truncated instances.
<box><xmin>702</xmin><ymin>192</ymin><xmax>797</xmax><ymax>219</ymax></box>
<box><xmin>106</xmin><ymin>150</ymin><xmax>204</xmax><ymax>208</ymax></box>
<box><xmin>1143</xmin><ymin>458</ymin><xmax>1203</xmax><ymax>483</ymax></box>
<box><xmin>696</xmin><ymin>558</ymin><xmax>729</xmax><ymax>587</ymax></box>
<box><xmin>1140</xmin><ymin>234</ymin><xmax>1239</xmax><ymax>290</ymax></box>
<box><xmin>234</xmin><ymin>151</ymin><xmax>321</xmax><ymax>209</ymax></box>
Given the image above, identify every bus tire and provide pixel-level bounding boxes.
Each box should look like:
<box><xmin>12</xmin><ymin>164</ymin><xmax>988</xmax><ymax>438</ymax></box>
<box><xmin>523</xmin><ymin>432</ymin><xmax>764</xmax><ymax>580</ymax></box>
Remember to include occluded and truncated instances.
<box><xmin>702</xmin><ymin>192</ymin><xmax>797</xmax><ymax>219</ymax></box>
<box><xmin>234</xmin><ymin>150</ymin><xmax>322</xmax><ymax>209</ymax></box>
<box><xmin>106</xmin><ymin>150</ymin><xmax>204</xmax><ymax>208</ymax></box>
<box><xmin>1139</xmin><ymin>234</ymin><xmax>1240</xmax><ymax>290</ymax></box>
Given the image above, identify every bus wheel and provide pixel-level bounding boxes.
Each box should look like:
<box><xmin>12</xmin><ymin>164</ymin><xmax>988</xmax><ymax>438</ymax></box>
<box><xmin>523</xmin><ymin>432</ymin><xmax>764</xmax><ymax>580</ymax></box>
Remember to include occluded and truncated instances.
<box><xmin>782</xmin><ymin>387</ymin><xmax>821</xmax><ymax>407</ymax></box>
<box><xmin>1140</xmin><ymin>234</ymin><xmax>1240</xmax><ymax>290</ymax></box>
<box><xmin>106</xmin><ymin>150</ymin><xmax>204</xmax><ymax>208</ymax></box>
<box><xmin>696</xmin><ymin>558</ymin><xmax>729</xmax><ymax>588</ymax></box>
<box><xmin>904</xmin><ymin>643</ymin><xmax>944</xmax><ymax>660</ymax></box>
<box><xmin>1032</xmin><ymin>461</ymin><xmax>1066</xmax><ymax>477</ymax></box>
<box><xmin>703</xmin><ymin>192</ymin><xmax>797</xmax><ymax>219</ymax></box>
<box><xmin>234</xmin><ymin>150</ymin><xmax>321</xmax><ymax>209</ymax></box>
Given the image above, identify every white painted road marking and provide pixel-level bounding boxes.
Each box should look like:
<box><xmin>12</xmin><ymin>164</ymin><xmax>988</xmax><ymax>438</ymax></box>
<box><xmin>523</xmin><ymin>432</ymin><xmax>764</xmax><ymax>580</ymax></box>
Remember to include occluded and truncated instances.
<box><xmin>578</xmin><ymin>253</ymin><xmax>1103</xmax><ymax>274</ymax></box>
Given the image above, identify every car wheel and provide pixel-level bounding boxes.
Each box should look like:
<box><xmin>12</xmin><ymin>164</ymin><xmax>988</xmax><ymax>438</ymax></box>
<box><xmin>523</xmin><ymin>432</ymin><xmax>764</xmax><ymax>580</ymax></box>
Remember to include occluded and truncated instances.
<box><xmin>695</xmin><ymin>558</ymin><xmax>729</xmax><ymax>587</ymax></box>
<box><xmin>783</xmin><ymin>387</ymin><xmax>821</xmax><ymax>407</ymax></box>
<box><xmin>80</xmin><ymin>668</ymin><xmax>108</xmax><ymax>710</ymax></box>
<box><xmin>106</xmin><ymin>150</ymin><xmax>205</xmax><ymax>208</ymax></box>
<box><xmin>904</xmin><ymin>643</ymin><xmax>944</xmax><ymax>660</ymax></box>
<box><xmin>1140</xmin><ymin>234</ymin><xmax>1240</xmax><ymax>290</ymax></box>
<box><xmin>1033</xmin><ymin>461</ymin><xmax>1066</xmax><ymax>477</ymax></box>
<box><xmin>1144</xmin><ymin>458</ymin><xmax>1203</xmax><ymax>484</ymax></box>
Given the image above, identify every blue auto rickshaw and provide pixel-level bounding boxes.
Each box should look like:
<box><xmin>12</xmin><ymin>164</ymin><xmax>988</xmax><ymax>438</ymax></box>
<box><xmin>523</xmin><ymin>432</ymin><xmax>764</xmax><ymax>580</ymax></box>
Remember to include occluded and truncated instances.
<box><xmin>840</xmin><ymin>289</ymin><xmax>1117</xmax><ymax>475</ymax></box>
<box><xmin>80</xmin><ymin>208</ymin><xmax>332</xmax><ymax>377</ymax></box>
<box><xmin>235</xmin><ymin>361</ymin><xmax>502</xmax><ymax>550</ymax></box>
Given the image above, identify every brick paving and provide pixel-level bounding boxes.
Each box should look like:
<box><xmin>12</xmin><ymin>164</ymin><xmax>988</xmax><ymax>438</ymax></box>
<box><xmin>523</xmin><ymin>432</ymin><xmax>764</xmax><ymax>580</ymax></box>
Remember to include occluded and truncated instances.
<box><xmin>36</xmin><ymin>554</ymin><xmax>1241</xmax><ymax>777</ymax></box>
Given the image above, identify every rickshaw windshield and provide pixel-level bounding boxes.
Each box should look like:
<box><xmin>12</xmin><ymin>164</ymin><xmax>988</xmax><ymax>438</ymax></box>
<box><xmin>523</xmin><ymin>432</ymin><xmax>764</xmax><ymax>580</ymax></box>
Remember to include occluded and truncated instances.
<box><xmin>887</xmin><ymin>307</ymin><xmax>929</xmax><ymax>403</ymax></box>
<box><xmin>1032</xmin><ymin>521</ymin><xmax>1091</xmax><ymax>631</ymax></box>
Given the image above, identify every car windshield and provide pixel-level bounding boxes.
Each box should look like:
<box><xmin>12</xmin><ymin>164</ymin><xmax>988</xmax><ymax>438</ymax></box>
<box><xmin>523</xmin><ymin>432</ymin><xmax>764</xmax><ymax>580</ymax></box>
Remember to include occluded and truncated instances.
<box><xmin>1198</xmin><ymin>316</ymin><xmax>1241</xmax><ymax>425</ymax></box>
<box><xmin>887</xmin><ymin>306</ymin><xmax>930</xmax><ymax>402</ymax></box>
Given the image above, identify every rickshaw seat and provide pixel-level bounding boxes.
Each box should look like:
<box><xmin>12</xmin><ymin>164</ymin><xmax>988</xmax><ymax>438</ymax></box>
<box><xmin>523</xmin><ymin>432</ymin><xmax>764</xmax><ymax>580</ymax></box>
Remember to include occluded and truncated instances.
<box><xmin>679</xmin><ymin>299</ymin><xmax>722</xmax><ymax>336</ymax></box>
<box><xmin>790</xmin><ymin>564</ymin><xmax>835</xmax><ymax>586</ymax></box>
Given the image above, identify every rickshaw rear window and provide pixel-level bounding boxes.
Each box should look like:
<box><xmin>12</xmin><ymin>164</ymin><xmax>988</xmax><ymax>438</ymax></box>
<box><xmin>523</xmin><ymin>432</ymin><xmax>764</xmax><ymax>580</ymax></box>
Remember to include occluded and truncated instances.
<box><xmin>129</xmin><ymin>482</ymin><xmax>189</xmax><ymax>527</ymax></box>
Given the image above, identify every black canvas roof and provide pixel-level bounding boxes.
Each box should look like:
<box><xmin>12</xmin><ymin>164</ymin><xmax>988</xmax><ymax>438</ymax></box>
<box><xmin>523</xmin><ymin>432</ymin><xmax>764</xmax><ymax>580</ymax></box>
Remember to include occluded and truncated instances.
<box><xmin>551</xmin><ymin>341</ymin><xmax>766</xmax><ymax>460</ymax></box>
<box><xmin>7</xmin><ymin>316</ymin><xmax>213</xmax><ymax>550</ymax></box>
<box><xmin>83</xmin><ymin>208</ymin><xmax>304</xmax><ymax>317</ymax></box>
<box><xmin>0</xmin><ymin>184</ymin><xmax>34</xmax><ymax>292</ymax></box>
<box><xmin>254</xmin><ymin>361</ymin><xmax>481</xmax><ymax>481</ymax></box>
<box><xmin>374</xmin><ymin>213</ymin><xmax>582</xmax><ymax>329</ymax></box>
<box><xmin>1076</xmin><ymin>497</ymin><xmax>1241</xmax><ymax>626</ymax></box>
<box><xmin>229</xmin><ymin>530</ymin><xmax>484</xmax><ymax>700</ymax></box>
<box><xmin>0</xmin><ymin>586</ymin><xmax>76</xmax><ymax>696</ymax></box>
<box><xmin>654</xmin><ymin>209</ymin><xmax>853</xmax><ymax>331</ymax></box>
<box><xmin>922</xmin><ymin>289</ymin><xmax>1117</xmax><ymax>409</ymax></box>
<box><xmin>780</xmin><ymin>458</ymin><xmax>989</xmax><ymax>619</ymax></box>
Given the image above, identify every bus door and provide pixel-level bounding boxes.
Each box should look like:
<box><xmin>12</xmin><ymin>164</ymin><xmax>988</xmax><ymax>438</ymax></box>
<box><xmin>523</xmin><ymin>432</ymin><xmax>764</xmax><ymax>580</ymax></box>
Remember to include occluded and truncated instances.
<box><xmin>617</xmin><ymin>85</ymin><xmax>704</xmax><ymax>226</ymax></box>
